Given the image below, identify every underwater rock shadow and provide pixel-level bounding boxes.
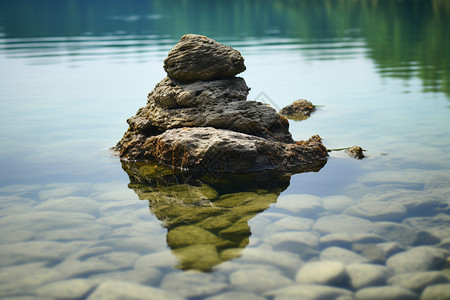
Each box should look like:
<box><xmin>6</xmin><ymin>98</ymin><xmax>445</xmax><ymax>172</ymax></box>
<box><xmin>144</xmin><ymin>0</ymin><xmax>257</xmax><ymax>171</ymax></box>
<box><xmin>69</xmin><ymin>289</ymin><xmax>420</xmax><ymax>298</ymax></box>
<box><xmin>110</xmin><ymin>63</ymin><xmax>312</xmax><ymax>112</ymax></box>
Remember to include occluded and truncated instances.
<box><xmin>121</xmin><ymin>160</ymin><xmax>326</xmax><ymax>272</ymax></box>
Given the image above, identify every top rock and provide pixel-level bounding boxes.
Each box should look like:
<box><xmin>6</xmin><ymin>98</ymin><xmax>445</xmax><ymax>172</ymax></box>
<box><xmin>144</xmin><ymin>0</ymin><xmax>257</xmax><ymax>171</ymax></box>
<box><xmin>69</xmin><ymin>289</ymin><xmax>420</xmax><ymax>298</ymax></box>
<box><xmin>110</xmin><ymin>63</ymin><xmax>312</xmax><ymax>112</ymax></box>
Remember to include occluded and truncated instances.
<box><xmin>163</xmin><ymin>34</ymin><xmax>246</xmax><ymax>82</ymax></box>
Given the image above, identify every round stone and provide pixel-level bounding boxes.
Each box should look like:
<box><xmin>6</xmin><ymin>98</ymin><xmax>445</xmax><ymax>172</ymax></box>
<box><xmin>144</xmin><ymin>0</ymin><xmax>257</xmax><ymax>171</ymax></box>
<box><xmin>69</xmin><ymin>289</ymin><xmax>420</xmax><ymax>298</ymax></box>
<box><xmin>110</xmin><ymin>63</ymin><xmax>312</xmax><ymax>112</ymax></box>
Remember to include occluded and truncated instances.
<box><xmin>164</xmin><ymin>34</ymin><xmax>246</xmax><ymax>82</ymax></box>
<box><xmin>346</xmin><ymin>263</ymin><xmax>391</xmax><ymax>290</ymax></box>
<box><xmin>343</xmin><ymin>202</ymin><xmax>407</xmax><ymax>221</ymax></box>
<box><xmin>355</xmin><ymin>286</ymin><xmax>419</xmax><ymax>300</ymax></box>
<box><xmin>386</xmin><ymin>246</ymin><xmax>448</xmax><ymax>274</ymax></box>
<box><xmin>420</xmin><ymin>284</ymin><xmax>450</xmax><ymax>300</ymax></box>
<box><xmin>295</xmin><ymin>261</ymin><xmax>347</xmax><ymax>286</ymax></box>
<box><xmin>313</xmin><ymin>215</ymin><xmax>374</xmax><ymax>235</ymax></box>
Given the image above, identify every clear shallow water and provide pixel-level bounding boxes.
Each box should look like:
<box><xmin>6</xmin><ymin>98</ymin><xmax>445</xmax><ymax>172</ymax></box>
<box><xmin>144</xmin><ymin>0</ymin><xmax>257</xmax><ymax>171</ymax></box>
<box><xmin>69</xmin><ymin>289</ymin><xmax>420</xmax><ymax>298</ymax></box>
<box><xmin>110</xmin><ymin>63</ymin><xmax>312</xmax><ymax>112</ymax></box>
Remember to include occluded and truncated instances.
<box><xmin>1</xmin><ymin>0</ymin><xmax>450</xmax><ymax>299</ymax></box>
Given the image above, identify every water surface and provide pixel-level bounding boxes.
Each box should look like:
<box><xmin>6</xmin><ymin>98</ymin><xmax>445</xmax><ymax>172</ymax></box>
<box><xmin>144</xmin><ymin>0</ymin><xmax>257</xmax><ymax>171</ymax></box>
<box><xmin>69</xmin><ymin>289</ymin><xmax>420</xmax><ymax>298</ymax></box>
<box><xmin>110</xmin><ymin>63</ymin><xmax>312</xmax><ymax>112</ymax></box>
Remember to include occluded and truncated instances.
<box><xmin>1</xmin><ymin>1</ymin><xmax>449</xmax><ymax>299</ymax></box>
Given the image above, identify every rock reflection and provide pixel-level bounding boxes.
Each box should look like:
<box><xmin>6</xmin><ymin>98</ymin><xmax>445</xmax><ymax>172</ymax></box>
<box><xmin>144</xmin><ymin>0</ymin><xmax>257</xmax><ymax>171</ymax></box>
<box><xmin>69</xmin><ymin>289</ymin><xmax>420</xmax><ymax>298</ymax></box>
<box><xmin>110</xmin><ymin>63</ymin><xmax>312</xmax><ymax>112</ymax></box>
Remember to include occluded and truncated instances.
<box><xmin>122</xmin><ymin>160</ymin><xmax>325</xmax><ymax>271</ymax></box>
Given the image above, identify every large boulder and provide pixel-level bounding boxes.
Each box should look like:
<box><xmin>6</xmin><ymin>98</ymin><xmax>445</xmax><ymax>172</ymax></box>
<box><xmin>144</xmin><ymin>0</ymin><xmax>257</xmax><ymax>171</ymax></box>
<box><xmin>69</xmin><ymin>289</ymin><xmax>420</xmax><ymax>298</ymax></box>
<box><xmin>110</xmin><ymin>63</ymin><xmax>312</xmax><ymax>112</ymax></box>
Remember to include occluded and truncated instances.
<box><xmin>164</xmin><ymin>34</ymin><xmax>246</xmax><ymax>81</ymax></box>
<box><xmin>114</xmin><ymin>34</ymin><xmax>328</xmax><ymax>174</ymax></box>
<box><xmin>125</xmin><ymin>127</ymin><xmax>326</xmax><ymax>173</ymax></box>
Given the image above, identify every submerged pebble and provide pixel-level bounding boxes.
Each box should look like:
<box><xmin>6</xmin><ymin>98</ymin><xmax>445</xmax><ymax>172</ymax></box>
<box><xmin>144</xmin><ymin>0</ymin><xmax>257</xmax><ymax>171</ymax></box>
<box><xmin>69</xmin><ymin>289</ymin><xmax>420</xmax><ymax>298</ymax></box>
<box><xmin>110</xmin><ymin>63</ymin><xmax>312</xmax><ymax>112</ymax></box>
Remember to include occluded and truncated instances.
<box><xmin>159</xmin><ymin>272</ymin><xmax>228</xmax><ymax>298</ymax></box>
<box><xmin>313</xmin><ymin>215</ymin><xmax>374</xmax><ymax>235</ymax></box>
<box><xmin>1</xmin><ymin>174</ymin><xmax>450</xmax><ymax>300</ymax></box>
<box><xmin>388</xmin><ymin>271</ymin><xmax>449</xmax><ymax>294</ymax></box>
<box><xmin>420</xmin><ymin>284</ymin><xmax>450</xmax><ymax>300</ymax></box>
<box><xmin>87</xmin><ymin>281</ymin><xmax>185</xmax><ymax>300</ymax></box>
<box><xmin>320</xmin><ymin>246</ymin><xmax>369</xmax><ymax>264</ymax></box>
<box><xmin>386</xmin><ymin>246</ymin><xmax>449</xmax><ymax>274</ymax></box>
<box><xmin>355</xmin><ymin>286</ymin><xmax>419</xmax><ymax>300</ymax></box>
<box><xmin>264</xmin><ymin>284</ymin><xmax>354</xmax><ymax>300</ymax></box>
<box><xmin>35</xmin><ymin>279</ymin><xmax>93</xmax><ymax>299</ymax></box>
<box><xmin>230</xmin><ymin>267</ymin><xmax>294</xmax><ymax>293</ymax></box>
<box><xmin>295</xmin><ymin>261</ymin><xmax>347</xmax><ymax>286</ymax></box>
<box><xmin>346</xmin><ymin>263</ymin><xmax>391</xmax><ymax>290</ymax></box>
<box><xmin>343</xmin><ymin>201</ymin><xmax>407</xmax><ymax>221</ymax></box>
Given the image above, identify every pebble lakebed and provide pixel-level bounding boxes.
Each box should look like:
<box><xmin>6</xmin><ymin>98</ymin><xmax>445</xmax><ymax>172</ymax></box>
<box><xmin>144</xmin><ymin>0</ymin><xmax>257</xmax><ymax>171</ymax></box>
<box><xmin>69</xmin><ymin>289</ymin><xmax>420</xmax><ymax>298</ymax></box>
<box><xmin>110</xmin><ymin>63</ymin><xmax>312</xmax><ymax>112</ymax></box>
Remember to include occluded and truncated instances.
<box><xmin>0</xmin><ymin>168</ymin><xmax>449</xmax><ymax>299</ymax></box>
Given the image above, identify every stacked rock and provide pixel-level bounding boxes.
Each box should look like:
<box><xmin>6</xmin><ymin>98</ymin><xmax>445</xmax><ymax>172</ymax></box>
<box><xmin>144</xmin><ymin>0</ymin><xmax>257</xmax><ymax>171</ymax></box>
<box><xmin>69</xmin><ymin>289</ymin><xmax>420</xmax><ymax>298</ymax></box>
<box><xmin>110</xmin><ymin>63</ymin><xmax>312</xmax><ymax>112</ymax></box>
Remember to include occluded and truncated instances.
<box><xmin>114</xmin><ymin>34</ymin><xmax>328</xmax><ymax>173</ymax></box>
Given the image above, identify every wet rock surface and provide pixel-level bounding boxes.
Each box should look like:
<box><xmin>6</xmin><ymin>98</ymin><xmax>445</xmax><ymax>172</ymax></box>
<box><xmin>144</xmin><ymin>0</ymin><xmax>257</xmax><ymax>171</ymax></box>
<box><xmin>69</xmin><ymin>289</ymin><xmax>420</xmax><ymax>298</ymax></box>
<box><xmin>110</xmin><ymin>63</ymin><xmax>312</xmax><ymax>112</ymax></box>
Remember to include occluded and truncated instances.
<box><xmin>164</xmin><ymin>34</ymin><xmax>246</xmax><ymax>81</ymax></box>
<box><xmin>114</xmin><ymin>34</ymin><xmax>328</xmax><ymax>173</ymax></box>
<box><xmin>279</xmin><ymin>99</ymin><xmax>316</xmax><ymax>121</ymax></box>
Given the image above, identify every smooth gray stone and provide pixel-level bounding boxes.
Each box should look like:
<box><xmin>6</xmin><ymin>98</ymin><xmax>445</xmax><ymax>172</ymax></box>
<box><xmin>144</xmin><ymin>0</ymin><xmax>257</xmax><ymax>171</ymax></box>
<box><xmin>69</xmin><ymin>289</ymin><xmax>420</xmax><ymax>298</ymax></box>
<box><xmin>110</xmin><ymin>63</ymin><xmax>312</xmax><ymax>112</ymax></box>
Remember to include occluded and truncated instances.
<box><xmin>386</xmin><ymin>246</ymin><xmax>448</xmax><ymax>274</ymax></box>
<box><xmin>313</xmin><ymin>215</ymin><xmax>374</xmax><ymax>235</ymax></box>
<box><xmin>87</xmin><ymin>281</ymin><xmax>185</xmax><ymax>300</ymax></box>
<box><xmin>55</xmin><ymin>251</ymin><xmax>139</xmax><ymax>279</ymax></box>
<box><xmin>320</xmin><ymin>247</ymin><xmax>369</xmax><ymax>264</ymax></box>
<box><xmin>322</xmin><ymin>195</ymin><xmax>355</xmax><ymax>213</ymax></box>
<box><xmin>388</xmin><ymin>271</ymin><xmax>449</xmax><ymax>293</ymax></box>
<box><xmin>35</xmin><ymin>279</ymin><xmax>93</xmax><ymax>299</ymax></box>
<box><xmin>320</xmin><ymin>233</ymin><xmax>388</xmax><ymax>250</ymax></box>
<box><xmin>160</xmin><ymin>272</ymin><xmax>228</xmax><ymax>298</ymax></box>
<box><xmin>230</xmin><ymin>267</ymin><xmax>294</xmax><ymax>293</ymax></box>
<box><xmin>403</xmin><ymin>214</ymin><xmax>450</xmax><ymax>241</ymax></box>
<box><xmin>437</xmin><ymin>238</ymin><xmax>450</xmax><ymax>250</ymax></box>
<box><xmin>0</xmin><ymin>262</ymin><xmax>61</xmax><ymax>297</ymax></box>
<box><xmin>39</xmin><ymin>183</ymin><xmax>92</xmax><ymax>200</ymax></box>
<box><xmin>275</xmin><ymin>194</ymin><xmax>323</xmax><ymax>216</ymax></box>
<box><xmin>399</xmin><ymin>195</ymin><xmax>447</xmax><ymax>216</ymax></box>
<box><xmin>355</xmin><ymin>286</ymin><xmax>419</xmax><ymax>300</ymax></box>
<box><xmin>0</xmin><ymin>195</ymin><xmax>36</xmax><ymax>205</ymax></box>
<box><xmin>35</xmin><ymin>196</ymin><xmax>100</xmax><ymax>216</ymax></box>
<box><xmin>134</xmin><ymin>251</ymin><xmax>178</xmax><ymax>269</ymax></box>
<box><xmin>0</xmin><ymin>184</ymin><xmax>42</xmax><ymax>194</ymax></box>
<box><xmin>67</xmin><ymin>246</ymin><xmax>113</xmax><ymax>260</ymax></box>
<box><xmin>374</xmin><ymin>222</ymin><xmax>420</xmax><ymax>246</ymax></box>
<box><xmin>264</xmin><ymin>284</ymin><xmax>354</xmax><ymax>300</ymax></box>
<box><xmin>265</xmin><ymin>215</ymin><xmax>315</xmax><ymax>233</ymax></box>
<box><xmin>357</xmin><ymin>170</ymin><xmax>439</xmax><ymax>185</ymax></box>
<box><xmin>102</xmin><ymin>236</ymin><xmax>167</xmax><ymax>254</ymax></box>
<box><xmin>346</xmin><ymin>263</ymin><xmax>392</xmax><ymax>290</ymax></box>
<box><xmin>205</xmin><ymin>291</ymin><xmax>266</xmax><ymax>300</ymax></box>
<box><xmin>295</xmin><ymin>261</ymin><xmax>347</xmax><ymax>286</ymax></box>
<box><xmin>343</xmin><ymin>202</ymin><xmax>407</xmax><ymax>221</ymax></box>
<box><xmin>88</xmin><ymin>267</ymin><xmax>162</xmax><ymax>286</ymax></box>
<box><xmin>234</xmin><ymin>248</ymin><xmax>303</xmax><ymax>276</ymax></box>
<box><xmin>1</xmin><ymin>296</ymin><xmax>56</xmax><ymax>300</ymax></box>
<box><xmin>264</xmin><ymin>231</ymin><xmax>319</xmax><ymax>252</ymax></box>
<box><xmin>0</xmin><ymin>240</ymin><xmax>83</xmax><ymax>266</ymax></box>
<box><xmin>35</xmin><ymin>222</ymin><xmax>111</xmax><ymax>241</ymax></box>
<box><xmin>420</xmin><ymin>284</ymin><xmax>450</xmax><ymax>300</ymax></box>
<box><xmin>0</xmin><ymin>229</ymin><xmax>35</xmax><ymax>243</ymax></box>
<box><xmin>376</xmin><ymin>242</ymin><xmax>405</xmax><ymax>258</ymax></box>
<box><xmin>351</xmin><ymin>243</ymin><xmax>386</xmax><ymax>264</ymax></box>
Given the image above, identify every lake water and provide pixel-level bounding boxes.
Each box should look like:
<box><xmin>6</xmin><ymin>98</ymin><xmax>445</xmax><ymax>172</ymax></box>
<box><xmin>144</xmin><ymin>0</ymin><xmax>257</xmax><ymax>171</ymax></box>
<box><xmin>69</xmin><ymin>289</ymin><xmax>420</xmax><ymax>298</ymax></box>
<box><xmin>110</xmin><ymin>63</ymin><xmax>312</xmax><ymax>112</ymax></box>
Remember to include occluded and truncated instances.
<box><xmin>1</xmin><ymin>0</ymin><xmax>450</xmax><ymax>299</ymax></box>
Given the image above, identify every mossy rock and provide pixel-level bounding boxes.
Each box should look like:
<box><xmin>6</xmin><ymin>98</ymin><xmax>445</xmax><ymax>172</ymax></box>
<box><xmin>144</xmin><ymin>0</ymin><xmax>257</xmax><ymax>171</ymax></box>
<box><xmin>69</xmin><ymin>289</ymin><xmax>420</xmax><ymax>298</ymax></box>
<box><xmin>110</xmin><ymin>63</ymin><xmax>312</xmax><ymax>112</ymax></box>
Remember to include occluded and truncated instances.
<box><xmin>196</xmin><ymin>213</ymin><xmax>240</xmax><ymax>233</ymax></box>
<box><xmin>220</xmin><ymin>248</ymin><xmax>243</xmax><ymax>261</ymax></box>
<box><xmin>166</xmin><ymin>225</ymin><xmax>235</xmax><ymax>249</ymax></box>
<box><xmin>214</xmin><ymin>192</ymin><xmax>259</xmax><ymax>207</ymax></box>
<box><xmin>148</xmin><ymin>184</ymin><xmax>218</xmax><ymax>205</ymax></box>
<box><xmin>172</xmin><ymin>244</ymin><xmax>222</xmax><ymax>271</ymax></box>
<box><xmin>230</xmin><ymin>193</ymin><xmax>278</xmax><ymax>215</ymax></box>
<box><xmin>218</xmin><ymin>216</ymin><xmax>253</xmax><ymax>241</ymax></box>
<box><xmin>152</xmin><ymin>205</ymin><xmax>222</xmax><ymax>227</ymax></box>
<box><xmin>139</xmin><ymin>163</ymin><xmax>174</xmax><ymax>178</ymax></box>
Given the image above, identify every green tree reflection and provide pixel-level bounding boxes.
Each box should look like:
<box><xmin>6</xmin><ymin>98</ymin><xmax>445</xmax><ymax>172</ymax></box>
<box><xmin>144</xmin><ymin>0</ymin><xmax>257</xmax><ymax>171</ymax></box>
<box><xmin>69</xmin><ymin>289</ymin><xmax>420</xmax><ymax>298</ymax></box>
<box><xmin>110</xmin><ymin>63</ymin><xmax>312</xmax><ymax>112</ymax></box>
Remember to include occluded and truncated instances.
<box><xmin>1</xmin><ymin>0</ymin><xmax>448</xmax><ymax>96</ymax></box>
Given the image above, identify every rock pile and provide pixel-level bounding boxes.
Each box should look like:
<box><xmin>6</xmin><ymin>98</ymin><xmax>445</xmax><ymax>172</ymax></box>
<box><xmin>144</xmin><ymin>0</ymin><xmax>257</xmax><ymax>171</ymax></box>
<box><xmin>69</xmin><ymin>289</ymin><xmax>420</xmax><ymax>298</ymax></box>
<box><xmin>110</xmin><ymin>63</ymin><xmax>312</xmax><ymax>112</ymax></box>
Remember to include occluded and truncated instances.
<box><xmin>114</xmin><ymin>34</ymin><xmax>328</xmax><ymax>173</ymax></box>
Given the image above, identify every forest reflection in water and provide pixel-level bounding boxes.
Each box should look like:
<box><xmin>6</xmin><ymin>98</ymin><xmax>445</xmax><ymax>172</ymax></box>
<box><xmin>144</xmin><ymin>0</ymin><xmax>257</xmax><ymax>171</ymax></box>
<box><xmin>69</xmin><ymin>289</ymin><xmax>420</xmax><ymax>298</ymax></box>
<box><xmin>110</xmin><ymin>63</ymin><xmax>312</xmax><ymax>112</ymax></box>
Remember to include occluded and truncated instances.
<box><xmin>121</xmin><ymin>160</ymin><xmax>326</xmax><ymax>271</ymax></box>
<box><xmin>1</xmin><ymin>0</ymin><xmax>449</xmax><ymax>98</ymax></box>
